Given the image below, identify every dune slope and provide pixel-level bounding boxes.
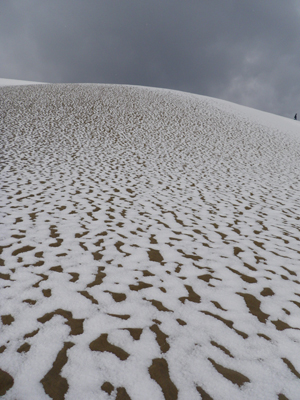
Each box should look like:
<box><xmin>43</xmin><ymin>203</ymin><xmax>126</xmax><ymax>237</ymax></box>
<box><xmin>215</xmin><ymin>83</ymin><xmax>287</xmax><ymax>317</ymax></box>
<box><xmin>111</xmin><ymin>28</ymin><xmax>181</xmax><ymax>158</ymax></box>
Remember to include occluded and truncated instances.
<box><xmin>1</xmin><ymin>84</ymin><xmax>300</xmax><ymax>400</ymax></box>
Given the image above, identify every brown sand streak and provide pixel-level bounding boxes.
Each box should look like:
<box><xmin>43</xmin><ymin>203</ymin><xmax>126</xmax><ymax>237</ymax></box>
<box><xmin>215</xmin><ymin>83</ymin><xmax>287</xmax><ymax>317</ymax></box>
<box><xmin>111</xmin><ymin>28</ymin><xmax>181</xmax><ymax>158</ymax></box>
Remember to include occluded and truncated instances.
<box><xmin>149</xmin><ymin>358</ymin><xmax>178</xmax><ymax>400</ymax></box>
<box><xmin>208</xmin><ymin>358</ymin><xmax>250</xmax><ymax>387</ymax></box>
<box><xmin>40</xmin><ymin>342</ymin><xmax>74</xmax><ymax>400</ymax></box>
<box><xmin>89</xmin><ymin>333</ymin><xmax>129</xmax><ymax>360</ymax></box>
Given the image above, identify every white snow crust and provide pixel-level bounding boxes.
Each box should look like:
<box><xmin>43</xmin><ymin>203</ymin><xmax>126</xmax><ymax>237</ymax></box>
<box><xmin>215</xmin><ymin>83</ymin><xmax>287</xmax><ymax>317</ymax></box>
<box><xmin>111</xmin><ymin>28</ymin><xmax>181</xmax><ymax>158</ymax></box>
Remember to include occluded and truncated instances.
<box><xmin>1</xmin><ymin>83</ymin><xmax>300</xmax><ymax>400</ymax></box>
<box><xmin>0</xmin><ymin>78</ymin><xmax>45</xmax><ymax>87</ymax></box>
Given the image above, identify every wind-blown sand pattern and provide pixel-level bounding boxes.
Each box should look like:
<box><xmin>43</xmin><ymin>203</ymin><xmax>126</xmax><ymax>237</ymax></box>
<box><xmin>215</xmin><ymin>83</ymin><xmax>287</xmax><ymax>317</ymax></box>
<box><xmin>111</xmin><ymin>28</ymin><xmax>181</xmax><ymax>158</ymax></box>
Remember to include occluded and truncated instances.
<box><xmin>1</xmin><ymin>84</ymin><xmax>300</xmax><ymax>400</ymax></box>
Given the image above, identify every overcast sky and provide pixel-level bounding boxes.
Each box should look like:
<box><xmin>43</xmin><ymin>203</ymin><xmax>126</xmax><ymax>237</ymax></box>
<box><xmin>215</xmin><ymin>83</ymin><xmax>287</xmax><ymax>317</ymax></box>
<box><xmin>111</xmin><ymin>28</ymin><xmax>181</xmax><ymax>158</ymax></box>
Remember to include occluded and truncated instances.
<box><xmin>1</xmin><ymin>0</ymin><xmax>300</xmax><ymax>117</ymax></box>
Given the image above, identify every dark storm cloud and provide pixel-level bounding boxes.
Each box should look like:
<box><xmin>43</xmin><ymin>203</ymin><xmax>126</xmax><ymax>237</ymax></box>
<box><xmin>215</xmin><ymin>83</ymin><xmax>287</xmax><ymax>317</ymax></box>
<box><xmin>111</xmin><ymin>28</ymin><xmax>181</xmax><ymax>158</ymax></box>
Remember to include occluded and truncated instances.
<box><xmin>1</xmin><ymin>0</ymin><xmax>300</xmax><ymax>117</ymax></box>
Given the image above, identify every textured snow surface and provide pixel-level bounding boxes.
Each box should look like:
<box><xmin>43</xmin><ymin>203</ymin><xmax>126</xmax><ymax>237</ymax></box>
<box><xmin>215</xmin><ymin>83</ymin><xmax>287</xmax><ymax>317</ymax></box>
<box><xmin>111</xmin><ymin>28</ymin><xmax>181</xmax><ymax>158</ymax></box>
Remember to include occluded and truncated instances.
<box><xmin>1</xmin><ymin>84</ymin><xmax>300</xmax><ymax>400</ymax></box>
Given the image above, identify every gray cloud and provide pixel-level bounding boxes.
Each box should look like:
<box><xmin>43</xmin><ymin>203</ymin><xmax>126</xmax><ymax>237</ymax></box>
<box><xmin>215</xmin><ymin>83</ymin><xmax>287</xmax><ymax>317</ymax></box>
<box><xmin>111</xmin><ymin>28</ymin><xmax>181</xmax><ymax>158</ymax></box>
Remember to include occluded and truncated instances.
<box><xmin>1</xmin><ymin>0</ymin><xmax>300</xmax><ymax>117</ymax></box>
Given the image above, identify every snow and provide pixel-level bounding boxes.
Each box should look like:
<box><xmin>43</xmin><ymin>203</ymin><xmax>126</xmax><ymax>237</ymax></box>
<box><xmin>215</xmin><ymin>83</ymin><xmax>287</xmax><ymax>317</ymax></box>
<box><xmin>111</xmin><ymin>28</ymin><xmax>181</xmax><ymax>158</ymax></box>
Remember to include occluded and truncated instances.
<box><xmin>1</xmin><ymin>83</ymin><xmax>300</xmax><ymax>399</ymax></box>
<box><xmin>0</xmin><ymin>78</ymin><xmax>46</xmax><ymax>86</ymax></box>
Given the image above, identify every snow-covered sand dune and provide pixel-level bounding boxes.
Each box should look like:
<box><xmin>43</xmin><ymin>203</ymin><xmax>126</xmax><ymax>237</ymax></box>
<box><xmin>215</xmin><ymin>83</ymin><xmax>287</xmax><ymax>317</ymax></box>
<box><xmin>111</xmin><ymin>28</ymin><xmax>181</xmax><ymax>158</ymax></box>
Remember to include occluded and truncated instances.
<box><xmin>1</xmin><ymin>84</ymin><xmax>300</xmax><ymax>400</ymax></box>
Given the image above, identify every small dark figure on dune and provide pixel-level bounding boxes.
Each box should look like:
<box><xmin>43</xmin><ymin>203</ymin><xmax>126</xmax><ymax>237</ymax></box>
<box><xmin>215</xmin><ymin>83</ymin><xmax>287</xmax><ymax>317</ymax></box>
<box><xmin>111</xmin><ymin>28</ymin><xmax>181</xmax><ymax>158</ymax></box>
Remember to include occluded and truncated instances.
<box><xmin>294</xmin><ymin>113</ymin><xmax>297</xmax><ymax>120</ymax></box>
